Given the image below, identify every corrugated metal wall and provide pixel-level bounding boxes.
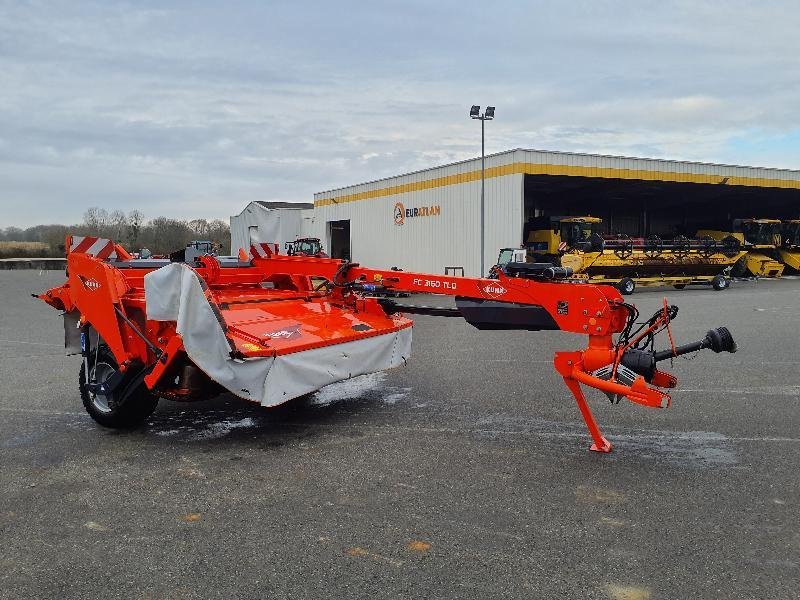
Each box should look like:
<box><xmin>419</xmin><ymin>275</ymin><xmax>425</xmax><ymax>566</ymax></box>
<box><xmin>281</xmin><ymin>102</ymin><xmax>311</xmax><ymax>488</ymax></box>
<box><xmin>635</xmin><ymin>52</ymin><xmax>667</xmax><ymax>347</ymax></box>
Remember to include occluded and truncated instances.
<box><xmin>230</xmin><ymin>204</ymin><xmax>264</xmax><ymax>253</ymax></box>
<box><xmin>230</xmin><ymin>203</ymin><xmax>314</xmax><ymax>254</ymax></box>
<box><xmin>311</xmin><ymin>154</ymin><xmax>523</xmax><ymax>276</ymax></box>
<box><xmin>304</xmin><ymin>148</ymin><xmax>800</xmax><ymax>275</ymax></box>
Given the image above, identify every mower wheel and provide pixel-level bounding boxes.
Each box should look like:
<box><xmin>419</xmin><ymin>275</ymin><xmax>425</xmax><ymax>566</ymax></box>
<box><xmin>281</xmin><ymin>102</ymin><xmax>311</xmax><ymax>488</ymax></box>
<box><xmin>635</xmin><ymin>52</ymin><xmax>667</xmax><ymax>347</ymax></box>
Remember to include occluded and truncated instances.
<box><xmin>712</xmin><ymin>275</ymin><xmax>730</xmax><ymax>291</ymax></box>
<box><xmin>79</xmin><ymin>346</ymin><xmax>158</xmax><ymax>428</ymax></box>
<box><xmin>618</xmin><ymin>278</ymin><xmax>636</xmax><ymax>295</ymax></box>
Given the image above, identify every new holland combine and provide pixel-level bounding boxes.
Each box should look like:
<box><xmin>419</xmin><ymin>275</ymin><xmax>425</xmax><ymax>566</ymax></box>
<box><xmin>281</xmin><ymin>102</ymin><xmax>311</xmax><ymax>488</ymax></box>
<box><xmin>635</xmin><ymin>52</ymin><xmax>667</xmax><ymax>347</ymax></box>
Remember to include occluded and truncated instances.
<box><xmin>778</xmin><ymin>220</ymin><xmax>800</xmax><ymax>273</ymax></box>
<box><xmin>697</xmin><ymin>218</ymin><xmax>784</xmax><ymax>278</ymax></box>
<box><xmin>524</xmin><ymin>216</ymin><xmax>745</xmax><ymax>294</ymax></box>
<box><xmin>37</xmin><ymin>234</ymin><xmax>737</xmax><ymax>454</ymax></box>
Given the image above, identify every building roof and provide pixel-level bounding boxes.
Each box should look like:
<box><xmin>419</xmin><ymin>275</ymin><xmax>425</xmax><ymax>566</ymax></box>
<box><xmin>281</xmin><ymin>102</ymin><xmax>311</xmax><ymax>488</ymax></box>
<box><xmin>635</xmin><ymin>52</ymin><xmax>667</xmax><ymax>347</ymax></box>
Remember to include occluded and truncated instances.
<box><xmin>254</xmin><ymin>201</ymin><xmax>314</xmax><ymax>210</ymax></box>
<box><xmin>314</xmin><ymin>148</ymin><xmax>800</xmax><ymax>207</ymax></box>
<box><xmin>232</xmin><ymin>201</ymin><xmax>314</xmax><ymax>220</ymax></box>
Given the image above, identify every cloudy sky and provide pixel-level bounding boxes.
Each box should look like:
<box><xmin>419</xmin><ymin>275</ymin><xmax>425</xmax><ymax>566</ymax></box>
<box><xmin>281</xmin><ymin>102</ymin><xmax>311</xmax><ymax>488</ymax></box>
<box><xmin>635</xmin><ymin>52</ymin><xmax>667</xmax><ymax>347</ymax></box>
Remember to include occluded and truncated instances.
<box><xmin>1</xmin><ymin>0</ymin><xmax>799</xmax><ymax>227</ymax></box>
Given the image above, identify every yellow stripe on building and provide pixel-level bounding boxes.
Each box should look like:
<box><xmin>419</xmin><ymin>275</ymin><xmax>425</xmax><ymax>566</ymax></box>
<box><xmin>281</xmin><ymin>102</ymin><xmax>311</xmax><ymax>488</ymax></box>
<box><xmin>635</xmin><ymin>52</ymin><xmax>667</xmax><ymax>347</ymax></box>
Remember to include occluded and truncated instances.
<box><xmin>314</xmin><ymin>162</ymin><xmax>800</xmax><ymax>207</ymax></box>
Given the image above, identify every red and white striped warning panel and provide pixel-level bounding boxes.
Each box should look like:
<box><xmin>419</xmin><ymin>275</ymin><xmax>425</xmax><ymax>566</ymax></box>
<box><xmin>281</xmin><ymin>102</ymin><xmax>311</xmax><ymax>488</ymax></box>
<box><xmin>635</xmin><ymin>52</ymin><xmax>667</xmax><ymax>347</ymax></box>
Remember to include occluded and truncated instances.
<box><xmin>68</xmin><ymin>236</ymin><xmax>118</xmax><ymax>260</ymax></box>
<box><xmin>558</xmin><ymin>241</ymin><xmax>568</xmax><ymax>252</ymax></box>
<box><xmin>249</xmin><ymin>243</ymin><xmax>278</xmax><ymax>259</ymax></box>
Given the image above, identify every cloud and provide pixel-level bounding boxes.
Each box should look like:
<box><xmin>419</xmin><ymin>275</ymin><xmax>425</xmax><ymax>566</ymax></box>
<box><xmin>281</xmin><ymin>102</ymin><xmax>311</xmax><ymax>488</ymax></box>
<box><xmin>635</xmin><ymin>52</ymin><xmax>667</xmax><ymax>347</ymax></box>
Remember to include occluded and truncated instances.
<box><xmin>0</xmin><ymin>0</ymin><xmax>798</xmax><ymax>226</ymax></box>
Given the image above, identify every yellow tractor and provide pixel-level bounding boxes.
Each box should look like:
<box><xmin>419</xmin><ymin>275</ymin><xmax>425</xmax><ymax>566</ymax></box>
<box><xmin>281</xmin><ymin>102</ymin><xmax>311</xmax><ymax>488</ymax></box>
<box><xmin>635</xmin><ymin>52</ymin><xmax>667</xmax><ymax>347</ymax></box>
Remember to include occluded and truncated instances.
<box><xmin>779</xmin><ymin>220</ymin><xmax>800</xmax><ymax>272</ymax></box>
<box><xmin>697</xmin><ymin>219</ymin><xmax>784</xmax><ymax>278</ymax></box>
<box><xmin>524</xmin><ymin>216</ymin><xmax>745</xmax><ymax>294</ymax></box>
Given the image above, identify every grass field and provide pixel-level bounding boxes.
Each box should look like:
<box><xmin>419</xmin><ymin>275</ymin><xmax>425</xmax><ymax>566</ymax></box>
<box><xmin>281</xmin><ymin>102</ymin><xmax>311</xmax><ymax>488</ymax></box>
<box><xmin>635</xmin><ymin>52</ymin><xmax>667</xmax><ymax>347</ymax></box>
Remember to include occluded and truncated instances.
<box><xmin>0</xmin><ymin>241</ymin><xmax>51</xmax><ymax>258</ymax></box>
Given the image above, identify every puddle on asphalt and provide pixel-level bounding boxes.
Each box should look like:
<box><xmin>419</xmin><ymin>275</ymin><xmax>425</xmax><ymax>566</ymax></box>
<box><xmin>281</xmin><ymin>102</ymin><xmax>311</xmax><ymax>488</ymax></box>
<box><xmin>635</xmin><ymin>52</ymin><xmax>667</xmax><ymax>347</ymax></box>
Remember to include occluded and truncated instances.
<box><xmin>474</xmin><ymin>413</ymin><xmax>737</xmax><ymax>468</ymax></box>
<box><xmin>309</xmin><ymin>372</ymin><xmax>412</xmax><ymax>407</ymax></box>
<box><xmin>0</xmin><ymin>371</ymin><xmax>419</xmax><ymax>444</ymax></box>
<box><xmin>610</xmin><ymin>431</ymin><xmax>737</xmax><ymax>466</ymax></box>
<box><xmin>9</xmin><ymin>382</ymin><xmax>735</xmax><ymax>467</ymax></box>
<box><xmin>1</xmin><ymin>431</ymin><xmax>49</xmax><ymax>449</ymax></box>
<box><xmin>154</xmin><ymin>416</ymin><xmax>258</xmax><ymax>440</ymax></box>
<box><xmin>143</xmin><ymin>373</ymin><xmax>414</xmax><ymax>441</ymax></box>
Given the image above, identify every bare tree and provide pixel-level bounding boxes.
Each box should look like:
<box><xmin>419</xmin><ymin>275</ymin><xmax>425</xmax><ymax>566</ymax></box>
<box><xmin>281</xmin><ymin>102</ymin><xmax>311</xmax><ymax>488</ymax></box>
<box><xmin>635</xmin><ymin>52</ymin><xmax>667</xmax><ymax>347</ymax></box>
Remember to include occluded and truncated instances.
<box><xmin>83</xmin><ymin>207</ymin><xmax>109</xmax><ymax>233</ymax></box>
<box><xmin>2</xmin><ymin>211</ymin><xmax>232</xmax><ymax>258</ymax></box>
<box><xmin>189</xmin><ymin>219</ymin><xmax>210</xmax><ymax>237</ymax></box>
<box><xmin>127</xmin><ymin>210</ymin><xmax>144</xmax><ymax>247</ymax></box>
<box><xmin>1</xmin><ymin>226</ymin><xmax>23</xmax><ymax>241</ymax></box>
<box><xmin>42</xmin><ymin>225</ymin><xmax>69</xmax><ymax>256</ymax></box>
<box><xmin>108</xmin><ymin>210</ymin><xmax>127</xmax><ymax>240</ymax></box>
<box><xmin>148</xmin><ymin>217</ymin><xmax>193</xmax><ymax>254</ymax></box>
<box><xmin>206</xmin><ymin>219</ymin><xmax>231</xmax><ymax>254</ymax></box>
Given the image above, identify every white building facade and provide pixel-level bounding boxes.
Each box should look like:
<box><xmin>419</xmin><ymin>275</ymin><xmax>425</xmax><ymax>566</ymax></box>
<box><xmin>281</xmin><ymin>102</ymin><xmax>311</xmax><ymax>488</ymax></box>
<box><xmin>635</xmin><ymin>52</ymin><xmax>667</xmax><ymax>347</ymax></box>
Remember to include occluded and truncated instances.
<box><xmin>311</xmin><ymin>148</ymin><xmax>800</xmax><ymax>276</ymax></box>
<box><xmin>310</xmin><ymin>152</ymin><xmax>525</xmax><ymax>275</ymax></box>
<box><xmin>230</xmin><ymin>149</ymin><xmax>800</xmax><ymax>276</ymax></box>
<box><xmin>230</xmin><ymin>201</ymin><xmax>314</xmax><ymax>255</ymax></box>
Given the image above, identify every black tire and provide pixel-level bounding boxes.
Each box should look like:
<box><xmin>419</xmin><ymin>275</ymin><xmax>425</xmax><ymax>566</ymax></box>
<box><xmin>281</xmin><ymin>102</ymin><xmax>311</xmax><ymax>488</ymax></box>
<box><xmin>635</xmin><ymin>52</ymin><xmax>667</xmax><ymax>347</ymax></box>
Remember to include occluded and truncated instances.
<box><xmin>618</xmin><ymin>277</ymin><xmax>636</xmax><ymax>295</ymax></box>
<box><xmin>79</xmin><ymin>346</ymin><xmax>158</xmax><ymax>428</ymax></box>
<box><xmin>712</xmin><ymin>274</ymin><xmax>729</xmax><ymax>291</ymax></box>
<box><xmin>672</xmin><ymin>284</ymin><xmax>686</xmax><ymax>289</ymax></box>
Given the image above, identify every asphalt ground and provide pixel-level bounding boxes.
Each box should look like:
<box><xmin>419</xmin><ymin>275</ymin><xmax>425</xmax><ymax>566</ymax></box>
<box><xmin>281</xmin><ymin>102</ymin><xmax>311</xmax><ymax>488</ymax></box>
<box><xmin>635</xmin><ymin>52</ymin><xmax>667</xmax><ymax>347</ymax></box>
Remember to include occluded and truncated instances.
<box><xmin>1</xmin><ymin>270</ymin><xmax>799</xmax><ymax>599</ymax></box>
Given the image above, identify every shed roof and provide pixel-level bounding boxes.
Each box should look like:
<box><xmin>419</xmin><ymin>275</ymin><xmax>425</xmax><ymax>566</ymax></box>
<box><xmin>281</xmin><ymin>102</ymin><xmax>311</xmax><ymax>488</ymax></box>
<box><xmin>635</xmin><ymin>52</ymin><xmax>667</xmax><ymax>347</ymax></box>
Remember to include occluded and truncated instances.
<box><xmin>314</xmin><ymin>148</ymin><xmax>800</xmax><ymax>208</ymax></box>
<box><xmin>254</xmin><ymin>201</ymin><xmax>314</xmax><ymax>210</ymax></box>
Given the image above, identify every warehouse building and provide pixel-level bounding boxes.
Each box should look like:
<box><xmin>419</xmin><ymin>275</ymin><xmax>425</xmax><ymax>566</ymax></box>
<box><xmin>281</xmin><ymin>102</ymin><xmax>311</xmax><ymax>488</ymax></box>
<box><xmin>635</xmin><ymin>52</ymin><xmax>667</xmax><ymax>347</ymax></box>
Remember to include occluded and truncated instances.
<box><xmin>233</xmin><ymin>149</ymin><xmax>800</xmax><ymax>276</ymax></box>
<box><xmin>230</xmin><ymin>201</ymin><xmax>314</xmax><ymax>256</ymax></box>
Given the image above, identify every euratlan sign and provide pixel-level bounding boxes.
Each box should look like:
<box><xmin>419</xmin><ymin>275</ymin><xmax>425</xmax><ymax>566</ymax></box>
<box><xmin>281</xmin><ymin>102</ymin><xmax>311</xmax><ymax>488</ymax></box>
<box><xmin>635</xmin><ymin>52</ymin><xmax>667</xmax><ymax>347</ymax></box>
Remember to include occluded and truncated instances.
<box><xmin>393</xmin><ymin>202</ymin><xmax>441</xmax><ymax>226</ymax></box>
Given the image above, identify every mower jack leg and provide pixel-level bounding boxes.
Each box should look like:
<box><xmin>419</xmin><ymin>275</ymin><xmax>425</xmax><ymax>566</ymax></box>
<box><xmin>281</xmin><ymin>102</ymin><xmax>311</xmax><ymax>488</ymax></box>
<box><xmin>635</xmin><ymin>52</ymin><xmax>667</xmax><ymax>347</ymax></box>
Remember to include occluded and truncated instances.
<box><xmin>562</xmin><ymin>377</ymin><xmax>612</xmax><ymax>453</ymax></box>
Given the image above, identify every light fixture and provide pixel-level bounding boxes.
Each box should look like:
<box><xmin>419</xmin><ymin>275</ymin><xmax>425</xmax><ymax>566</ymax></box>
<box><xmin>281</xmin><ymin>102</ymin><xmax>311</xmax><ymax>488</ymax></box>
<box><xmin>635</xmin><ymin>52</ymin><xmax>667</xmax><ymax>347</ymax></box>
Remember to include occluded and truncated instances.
<box><xmin>468</xmin><ymin>104</ymin><xmax>496</xmax><ymax>276</ymax></box>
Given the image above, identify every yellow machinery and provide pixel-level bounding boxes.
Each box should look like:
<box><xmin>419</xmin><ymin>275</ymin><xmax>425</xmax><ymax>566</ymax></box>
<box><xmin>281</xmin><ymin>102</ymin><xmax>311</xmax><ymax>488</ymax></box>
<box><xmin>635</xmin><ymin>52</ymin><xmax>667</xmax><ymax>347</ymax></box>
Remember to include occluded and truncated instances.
<box><xmin>523</xmin><ymin>216</ymin><xmax>745</xmax><ymax>295</ymax></box>
<box><xmin>697</xmin><ymin>219</ymin><xmax>784</xmax><ymax>278</ymax></box>
<box><xmin>526</xmin><ymin>216</ymin><xmax>604</xmax><ymax>256</ymax></box>
<box><xmin>778</xmin><ymin>220</ymin><xmax>800</xmax><ymax>272</ymax></box>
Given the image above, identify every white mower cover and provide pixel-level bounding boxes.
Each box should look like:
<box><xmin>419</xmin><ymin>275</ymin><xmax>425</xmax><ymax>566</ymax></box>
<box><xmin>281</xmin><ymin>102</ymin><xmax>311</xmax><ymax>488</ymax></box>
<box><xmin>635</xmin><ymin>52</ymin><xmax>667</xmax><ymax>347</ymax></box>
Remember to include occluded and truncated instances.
<box><xmin>144</xmin><ymin>263</ymin><xmax>411</xmax><ymax>406</ymax></box>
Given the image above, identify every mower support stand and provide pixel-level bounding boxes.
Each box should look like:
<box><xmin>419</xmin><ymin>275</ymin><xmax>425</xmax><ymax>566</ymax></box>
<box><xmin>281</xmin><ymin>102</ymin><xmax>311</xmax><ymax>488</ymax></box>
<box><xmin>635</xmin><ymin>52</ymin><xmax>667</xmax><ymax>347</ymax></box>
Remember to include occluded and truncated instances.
<box><xmin>562</xmin><ymin>377</ymin><xmax>612</xmax><ymax>453</ymax></box>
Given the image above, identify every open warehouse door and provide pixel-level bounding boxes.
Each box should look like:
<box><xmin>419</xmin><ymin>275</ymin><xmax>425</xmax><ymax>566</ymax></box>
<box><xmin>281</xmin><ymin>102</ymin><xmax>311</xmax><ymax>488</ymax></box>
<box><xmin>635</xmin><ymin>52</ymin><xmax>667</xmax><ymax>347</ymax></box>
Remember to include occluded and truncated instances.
<box><xmin>523</xmin><ymin>174</ymin><xmax>800</xmax><ymax>238</ymax></box>
<box><xmin>327</xmin><ymin>219</ymin><xmax>351</xmax><ymax>261</ymax></box>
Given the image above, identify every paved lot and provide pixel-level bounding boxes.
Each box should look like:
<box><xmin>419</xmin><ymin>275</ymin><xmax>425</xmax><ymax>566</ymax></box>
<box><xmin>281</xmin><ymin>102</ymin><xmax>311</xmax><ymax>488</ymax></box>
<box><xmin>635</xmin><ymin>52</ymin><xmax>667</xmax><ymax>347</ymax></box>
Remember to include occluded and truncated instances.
<box><xmin>1</xmin><ymin>270</ymin><xmax>799</xmax><ymax>599</ymax></box>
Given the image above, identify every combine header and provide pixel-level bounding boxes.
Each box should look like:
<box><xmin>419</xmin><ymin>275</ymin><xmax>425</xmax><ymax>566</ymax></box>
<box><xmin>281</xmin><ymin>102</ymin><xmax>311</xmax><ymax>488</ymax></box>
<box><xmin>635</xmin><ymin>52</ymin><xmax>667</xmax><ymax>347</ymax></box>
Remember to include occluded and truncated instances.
<box><xmin>37</xmin><ymin>235</ymin><xmax>737</xmax><ymax>453</ymax></box>
<box><xmin>779</xmin><ymin>220</ymin><xmax>800</xmax><ymax>273</ymax></box>
<box><xmin>698</xmin><ymin>219</ymin><xmax>784</xmax><ymax>278</ymax></box>
<box><xmin>525</xmin><ymin>216</ymin><xmax>745</xmax><ymax>294</ymax></box>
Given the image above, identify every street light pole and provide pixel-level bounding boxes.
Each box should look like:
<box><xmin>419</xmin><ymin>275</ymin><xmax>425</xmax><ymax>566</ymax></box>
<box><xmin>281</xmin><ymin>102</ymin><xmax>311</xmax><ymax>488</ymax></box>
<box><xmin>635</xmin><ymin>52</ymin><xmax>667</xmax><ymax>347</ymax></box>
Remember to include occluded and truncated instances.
<box><xmin>470</xmin><ymin>105</ymin><xmax>495</xmax><ymax>277</ymax></box>
<box><xmin>481</xmin><ymin>116</ymin><xmax>485</xmax><ymax>277</ymax></box>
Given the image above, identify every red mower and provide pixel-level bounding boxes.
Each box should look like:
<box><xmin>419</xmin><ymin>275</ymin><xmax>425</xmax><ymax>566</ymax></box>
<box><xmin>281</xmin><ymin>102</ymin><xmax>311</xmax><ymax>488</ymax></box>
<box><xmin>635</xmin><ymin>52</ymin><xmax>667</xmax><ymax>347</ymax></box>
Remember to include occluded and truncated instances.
<box><xmin>37</xmin><ymin>235</ymin><xmax>736</xmax><ymax>453</ymax></box>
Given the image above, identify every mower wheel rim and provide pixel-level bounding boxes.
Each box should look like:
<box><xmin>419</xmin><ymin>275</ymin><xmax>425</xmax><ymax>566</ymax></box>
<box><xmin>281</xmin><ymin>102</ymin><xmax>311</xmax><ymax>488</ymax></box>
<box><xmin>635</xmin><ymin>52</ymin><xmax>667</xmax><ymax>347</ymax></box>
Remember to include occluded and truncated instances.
<box><xmin>90</xmin><ymin>362</ymin><xmax>116</xmax><ymax>413</ymax></box>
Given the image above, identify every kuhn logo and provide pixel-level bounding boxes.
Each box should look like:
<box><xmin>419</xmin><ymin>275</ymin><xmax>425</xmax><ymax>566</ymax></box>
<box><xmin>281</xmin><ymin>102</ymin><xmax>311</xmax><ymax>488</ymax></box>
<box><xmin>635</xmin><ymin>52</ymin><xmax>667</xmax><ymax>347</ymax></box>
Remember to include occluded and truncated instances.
<box><xmin>482</xmin><ymin>284</ymin><xmax>507</xmax><ymax>296</ymax></box>
<box><xmin>81</xmin><ymin>277</ymin><xmax>101</xmax><ymax>291</ymax></box>
<box><xmin>264</xmin><ymin>324</ymin><xmax>302</xmax><ymax>340</ymax></box>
